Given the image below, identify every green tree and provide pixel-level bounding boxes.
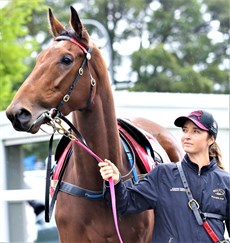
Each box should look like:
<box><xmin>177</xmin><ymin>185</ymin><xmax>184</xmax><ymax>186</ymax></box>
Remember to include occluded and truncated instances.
<box><xmin>201</xmin><ymin>0</ymin><xmax>229</xmax><ymax>93</ymax></box>
<box><xmin>0</xmin><ymin>0</ymin><xmax>45</xmax><ymax>110</ymax></box>
<box><xmin>129</xmin><ymin>0</ymin><xmax>229</xmax><ymax>93</ymax></box>
<box><xmin>80</xmin><ymin>0</ymin><xmax>152</xmax><ymax>84</ymax></box>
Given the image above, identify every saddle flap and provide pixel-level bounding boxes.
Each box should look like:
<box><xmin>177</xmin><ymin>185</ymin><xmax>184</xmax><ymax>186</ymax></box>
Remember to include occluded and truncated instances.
<box><xmin>117</xmin><ymin>118</ymin><xmax>155</xmax><ymax>157</ymax></box>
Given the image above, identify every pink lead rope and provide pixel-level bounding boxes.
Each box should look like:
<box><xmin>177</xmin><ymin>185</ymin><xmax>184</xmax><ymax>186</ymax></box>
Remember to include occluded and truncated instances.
<box><xmin>72</xmin><ymin>139</ymin><xmax>123</xmax><ymax>243</ymax></box>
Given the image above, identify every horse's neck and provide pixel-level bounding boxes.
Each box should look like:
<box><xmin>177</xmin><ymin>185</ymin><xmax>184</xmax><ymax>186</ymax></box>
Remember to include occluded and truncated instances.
<box><xmin>70</xmin><ymin>90</ymin><xmax>123</xmax><ymax>187</ymax></box>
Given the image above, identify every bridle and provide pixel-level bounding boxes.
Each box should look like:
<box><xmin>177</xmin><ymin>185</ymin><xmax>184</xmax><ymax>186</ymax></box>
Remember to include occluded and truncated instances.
<box><xmin>55</xmin><ymin>35</ymin><xmax>96</xmax><ymax>112</ymax></box>
<box><xmin>27</xmin><ymin>35</ymin><xmax>95</xmax><ymax>132</ymax></box>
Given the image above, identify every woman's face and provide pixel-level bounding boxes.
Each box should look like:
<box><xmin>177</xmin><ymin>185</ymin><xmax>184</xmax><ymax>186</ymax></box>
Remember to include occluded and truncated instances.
<box><xmin>181</xmin><ymin>120</ymin><xmax>214</xmax><ymax>156</ymax></box>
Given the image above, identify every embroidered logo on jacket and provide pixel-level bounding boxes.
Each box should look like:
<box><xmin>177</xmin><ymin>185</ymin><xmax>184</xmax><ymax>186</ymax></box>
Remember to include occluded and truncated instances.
<box><xmin>213</xmin><ymin>189</ymin><xmax>225</xmax><ymax>196</ymax></box>
<box><xmin>211</xmin><ymin>189</ymin><xmax>225</xmax><ymax>200</ymax></box>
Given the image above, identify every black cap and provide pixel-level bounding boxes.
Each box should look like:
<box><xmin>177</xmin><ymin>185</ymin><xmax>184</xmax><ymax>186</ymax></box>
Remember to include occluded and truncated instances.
<box><xmin>174</xmin><ymin>110</ymin><xmax>218</xmax><ymax>138</ymax></box>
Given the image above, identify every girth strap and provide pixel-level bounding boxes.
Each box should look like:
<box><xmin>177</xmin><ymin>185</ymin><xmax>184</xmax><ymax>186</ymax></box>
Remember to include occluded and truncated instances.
<box><xmin>57</xmin><ymin>175</ymin><xmax>147</xmax><ymax>200</ymax></box>
<box><xmin>59</xmin><ymin>181</ymin><xmax>103</xmax><ymax>199</ymax></box>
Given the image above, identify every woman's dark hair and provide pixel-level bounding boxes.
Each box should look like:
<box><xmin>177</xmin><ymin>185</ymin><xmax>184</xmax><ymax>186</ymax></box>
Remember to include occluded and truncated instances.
<box><xmin>209</xmin><ymin>141</ymin><xmax>224</xmax><ymax>169</ymax></box>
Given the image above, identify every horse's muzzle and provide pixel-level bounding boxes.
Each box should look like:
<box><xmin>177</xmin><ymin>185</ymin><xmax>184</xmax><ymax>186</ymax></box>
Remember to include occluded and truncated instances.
<box><xmin>6</xmin><ymin>105</ymin><xmax>58</xmax><ymax>133</ymax></box>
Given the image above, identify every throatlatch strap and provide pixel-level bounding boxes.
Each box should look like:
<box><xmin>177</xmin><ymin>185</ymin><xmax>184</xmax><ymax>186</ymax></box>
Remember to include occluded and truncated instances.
<box><xmin>176</xmin><ymin>162</ymin><xmax>220</xmax><ymax>243</ymax></box>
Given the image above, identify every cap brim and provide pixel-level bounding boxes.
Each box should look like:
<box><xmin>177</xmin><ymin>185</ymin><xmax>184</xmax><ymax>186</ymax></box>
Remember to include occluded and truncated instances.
<box><xmin>174</xmin><ymin>116</ymin><xmax>209</xmax><ymax>131</ymax></box>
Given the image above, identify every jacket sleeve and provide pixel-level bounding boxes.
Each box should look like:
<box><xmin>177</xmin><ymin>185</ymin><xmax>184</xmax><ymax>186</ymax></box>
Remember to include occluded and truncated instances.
<box><xmin>103</xmin><ymin>166</ymin><xmax>161</xmax><ymax>216</ymax></box>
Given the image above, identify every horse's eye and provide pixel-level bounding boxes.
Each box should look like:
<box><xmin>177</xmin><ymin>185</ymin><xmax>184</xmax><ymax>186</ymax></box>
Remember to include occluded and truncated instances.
<box><xmin>61</xmin><ymin>56</ymin><xmax>73</xmax><ymax>65</ymax></box>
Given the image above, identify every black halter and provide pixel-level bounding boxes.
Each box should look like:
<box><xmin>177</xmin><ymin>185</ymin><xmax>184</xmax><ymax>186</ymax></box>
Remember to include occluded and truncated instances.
<box><xmin>55</xmin><ymin>36</ymin><xmax>96</xmax><ymax>111</ymax></box>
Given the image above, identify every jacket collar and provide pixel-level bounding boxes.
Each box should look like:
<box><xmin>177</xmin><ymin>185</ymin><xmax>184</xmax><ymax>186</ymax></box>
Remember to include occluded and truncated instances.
<box><xmin>182</xmin><ymin>154</ymin><xmax>217</xmax><ymax>174</ymax></box>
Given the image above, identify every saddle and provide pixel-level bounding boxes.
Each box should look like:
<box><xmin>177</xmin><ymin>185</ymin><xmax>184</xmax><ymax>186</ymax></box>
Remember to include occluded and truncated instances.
<box><xmin>117</xmin><ymin>118</ymin><xmax>164</xmax><ymax>173</ymax></box>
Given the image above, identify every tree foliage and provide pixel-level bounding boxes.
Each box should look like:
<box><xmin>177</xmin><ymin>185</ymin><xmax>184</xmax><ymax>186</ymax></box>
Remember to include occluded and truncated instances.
<box><xmin>0</xmin><ymin>0</ymin><xmax>45</xmax><ymax>110</ymax></box>
<box><xmin>130</xmin><ymin>0</ymin><xmax>229</xmax><ymax>93</ymax></box>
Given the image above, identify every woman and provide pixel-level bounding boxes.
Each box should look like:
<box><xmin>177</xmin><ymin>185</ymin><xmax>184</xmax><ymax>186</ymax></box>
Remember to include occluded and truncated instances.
<box><xmin>99</xmin><ymin>110</ymin><xmax>230</xmax><ymax>242</ymax></box>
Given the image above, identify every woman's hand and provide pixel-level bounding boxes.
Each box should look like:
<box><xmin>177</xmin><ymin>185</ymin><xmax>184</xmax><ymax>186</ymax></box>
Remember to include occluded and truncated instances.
<box><xmin>98</xmin><ymin>159</ymin><xmax>120</xmax><ymax>184</ymax></box>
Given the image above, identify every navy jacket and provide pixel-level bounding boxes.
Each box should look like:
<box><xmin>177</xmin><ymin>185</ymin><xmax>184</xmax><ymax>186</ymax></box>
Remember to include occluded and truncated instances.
<box><xmin>104</xmin><ymin>155</ymin><xmax>230</xmax><ymax>243</ymax></box>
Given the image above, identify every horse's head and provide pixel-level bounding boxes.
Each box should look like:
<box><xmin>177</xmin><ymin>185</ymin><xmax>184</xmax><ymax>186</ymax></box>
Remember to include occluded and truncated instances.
<box><xmin>6</xmin><ymin>7</ymin><xmax>101</xmax><ymax>133</ymax></box>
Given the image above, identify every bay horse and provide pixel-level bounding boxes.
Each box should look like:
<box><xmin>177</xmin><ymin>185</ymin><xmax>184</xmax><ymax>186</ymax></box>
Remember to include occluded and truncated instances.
<box><xmin>6</xmin><ymin>6</ymin><xmax>184</xmax><ymax>243</ymax></box>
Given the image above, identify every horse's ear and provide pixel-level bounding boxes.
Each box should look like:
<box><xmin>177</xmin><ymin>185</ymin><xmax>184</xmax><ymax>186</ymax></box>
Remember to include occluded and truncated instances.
<box><xmin>70</xmin><ymin>6</ymin><xmax>82</xmax><ymax>39</ymax></box>
<box><xmin>48</xmin><ymin>8</ymin><xmax>65</xmax><ymax>37</ymax></box>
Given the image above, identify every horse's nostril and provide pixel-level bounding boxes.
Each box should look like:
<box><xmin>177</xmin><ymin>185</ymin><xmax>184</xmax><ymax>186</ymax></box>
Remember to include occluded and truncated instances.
<box><xmin>16</xmin><ymin>108</ymin><xmax>32</xmax><ymax>123</ymax></box>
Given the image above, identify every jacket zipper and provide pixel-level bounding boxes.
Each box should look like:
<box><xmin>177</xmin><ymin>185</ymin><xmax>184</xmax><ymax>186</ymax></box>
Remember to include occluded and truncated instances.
<box><xmin>168</xmin><ymin>237</ymin><xmax>173</xmax><ymax>243</ymax></box>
